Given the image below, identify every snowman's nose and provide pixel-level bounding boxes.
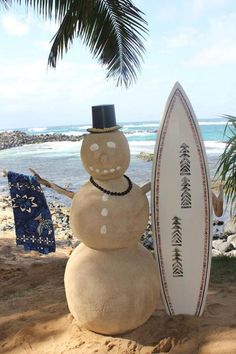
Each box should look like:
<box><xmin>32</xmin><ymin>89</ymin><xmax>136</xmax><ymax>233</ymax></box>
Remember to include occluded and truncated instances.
<box><xmin>99</xmin><ymin>153</ymin><xmax>108</xmax><ymax>164</ymax></box>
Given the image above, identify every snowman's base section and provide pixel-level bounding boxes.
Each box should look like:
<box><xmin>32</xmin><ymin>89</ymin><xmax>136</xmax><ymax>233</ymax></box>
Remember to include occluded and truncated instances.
<box><xmin>64</xmin><ymin>243</ymin><xmax>160</xmax><ymax>335</ymax></box>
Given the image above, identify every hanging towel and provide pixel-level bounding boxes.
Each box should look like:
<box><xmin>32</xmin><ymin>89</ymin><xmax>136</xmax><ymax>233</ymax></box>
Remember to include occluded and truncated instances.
<box><xmin>7</xmin><ymin>171</ymin><xmax>55</xmax><ymax>254</ymax></box>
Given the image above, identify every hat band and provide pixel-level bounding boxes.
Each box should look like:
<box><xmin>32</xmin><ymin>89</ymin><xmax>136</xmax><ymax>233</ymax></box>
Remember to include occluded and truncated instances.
<box><xmin>87</xmin><ymin>125</ymin><xmax>121</xmax><ymax>133</ymax></box>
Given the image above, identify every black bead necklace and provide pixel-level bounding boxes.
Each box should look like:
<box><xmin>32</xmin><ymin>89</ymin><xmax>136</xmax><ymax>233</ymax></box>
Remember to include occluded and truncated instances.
<box><xmin>90</xmin><ymin>175</ymin><xmax>132</xmax><ymax>196</ymax></box>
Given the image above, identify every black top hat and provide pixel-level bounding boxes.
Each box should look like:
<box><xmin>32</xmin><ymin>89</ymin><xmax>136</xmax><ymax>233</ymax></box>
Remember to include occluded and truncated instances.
<box><xmin>87</xmin><ymin>104</ymin><xmax>121</xmax><ymax>133</ymax></box>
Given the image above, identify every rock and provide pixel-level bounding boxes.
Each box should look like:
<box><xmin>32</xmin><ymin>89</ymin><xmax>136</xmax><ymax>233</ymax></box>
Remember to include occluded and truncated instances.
<box><xmin>227</xmin><ymin>234</ymin><xmax>236</xmax><ymax>248</ymax></box>
<box><xmin>141</xmin><ymin>235</ymin><xmax>154</xmax><ymax>250</ymax></box>
<box><xmin>213</xmin><ymin>220</ymin><xmax>224</xmax><ymax>226</ymax></box>
<box><xmin>137</xmin><ymin>152</ymin><xmax>154</xmax><ymax>162</ymax></box>
<box><xmin>213</xmin><ymin>219</ymin><xmax>225</xmax><ymax>239</ymax></box>
<box><xmin>140</xmin><ymin>219</ymin><xmax>154</xmax><ymax>250</ymax></box>
<box><xmin>212</xmin><ymin>249</ymin><xmax>222</xmax><ymax>257</ymax></box>
<box><xmin>224</xmin><ymin>218</ymin><xmax>236</xmax><ymax>235</ymax></box>
<box><xmin>212</xmin><ymin>240</ymin><xmax>224</xmax><ymax>250</ymax></box>
<box><xmin>227</xmin><ymin>250</ymin><xmax>236</xmax><ymax>257</ymax></box>
<box><xmin>0</xmin><ymin>131</ymin><xmax>84</xmax><ymax>151</ymax></box>
<box><xmin>217</xmin><ymin>241</ymin><xmax>234</xmax><ymax>253</ymax></box>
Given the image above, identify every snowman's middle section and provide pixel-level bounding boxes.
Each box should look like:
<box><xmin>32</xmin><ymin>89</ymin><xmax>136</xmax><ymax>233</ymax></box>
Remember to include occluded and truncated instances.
<box><xmin>70</xmin><ymin>180</ymin><xmax>149</xmax><ymax>250</ymax></box>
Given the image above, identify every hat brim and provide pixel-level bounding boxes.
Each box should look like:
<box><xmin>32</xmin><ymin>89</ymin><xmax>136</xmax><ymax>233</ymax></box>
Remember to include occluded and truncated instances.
<box><xmin>87</xmin><ymin>125</ymin><xmax>121</xmax><ymax>133</ymax></box>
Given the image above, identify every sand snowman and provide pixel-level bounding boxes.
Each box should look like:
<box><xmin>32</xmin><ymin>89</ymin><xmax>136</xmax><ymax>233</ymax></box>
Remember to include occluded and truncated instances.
<box><xmin>64</xmin><ymin>105</ymin><xmax>160</xmax><ymax>335</ymax></box>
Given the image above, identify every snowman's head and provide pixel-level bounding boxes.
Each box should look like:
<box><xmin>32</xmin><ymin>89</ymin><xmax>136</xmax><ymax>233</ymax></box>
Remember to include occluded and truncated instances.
<box><xmin>80</xmin><ymin>104</ymin><xmax>130</xmax><ymax>180</ymax></box>
<box><xmin>81</xmin><ymin>130</ymin><xmax>130</xmax><ymax>180</ymax></box>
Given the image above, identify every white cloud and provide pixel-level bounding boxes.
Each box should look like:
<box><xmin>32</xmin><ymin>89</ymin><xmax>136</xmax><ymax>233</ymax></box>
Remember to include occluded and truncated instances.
<box><xmin>160</xmin><ymin>11</ymin><xmax>236</xmax><ymax>69</ymax></box>
<box><xmin>34</xmin><ymin>40</ymin><xmax>51</xmax><ymax>52</ymax></box>
<box><xmin>165</xmin><ymin>30</ymin><xmax>197</xmax><ymax>49</ymax></box>
<box><xmin>184</xmin><ymin>13</ymin><xmax>236</xmax><ymax>67</ymax></box>
<box><xmin>193</xmin><ymin>0</ymin><xmax>230</xmax><ymax>14</ymax></box>
<box><xmin>0</xmin><ymin>59</ymin><xmax>107</xmax><ymax>117</ymax></box>
<box><xmin>38</xmin><ymin>21</ymin><xmax>59</xmax><ymax>35</ymax></box>
<box><xmin>186</xmin><ymin>45</ymin><xmax>236</xmax><ymax>67</ymax></box>
<box><xmin>1</xmin><ymin>14</ymin><xmax>30</xmax><ymax>36</ymax></box>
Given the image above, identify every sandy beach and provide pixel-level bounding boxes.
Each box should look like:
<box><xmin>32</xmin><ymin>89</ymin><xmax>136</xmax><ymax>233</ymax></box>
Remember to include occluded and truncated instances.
<box><xmin>0</xmin><ymin>195</ymin><xmax>236</xmax><ymax>354</ymax></box>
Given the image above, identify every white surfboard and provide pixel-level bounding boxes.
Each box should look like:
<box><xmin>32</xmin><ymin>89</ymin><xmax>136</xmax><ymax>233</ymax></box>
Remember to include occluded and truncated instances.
<box><xmin>151</xmin><ymin>82</ymin><xmax>212</xmax><ymax>316</ymax></box>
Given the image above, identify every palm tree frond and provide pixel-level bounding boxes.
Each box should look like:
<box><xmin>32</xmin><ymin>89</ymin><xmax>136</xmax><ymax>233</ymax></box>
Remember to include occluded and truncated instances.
<box><xmin>2</xmin><ymin>0</ymin><xmax>147</xmax><ymax>86</ymax></box>
<box><xmin>0</xmin><ymin>0</ymin><xmax>11</xmax><ymax>8</ymax></box>
<box><xmin>47</xmin><ymin>0</ymin><xmax>148</xmax><ymax>87</ymax></box>
<box><xmin>215</xmin><ymin>115</ymin><xmax>236</xmax><ymax>214</ymax></box>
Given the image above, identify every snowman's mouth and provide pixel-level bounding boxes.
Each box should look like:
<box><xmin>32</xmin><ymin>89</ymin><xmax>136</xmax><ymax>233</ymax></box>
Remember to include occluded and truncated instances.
<box><xmin>89</xmin><ymin>166</ymin><xmax>121</xmax><ymax>174</ymax></box>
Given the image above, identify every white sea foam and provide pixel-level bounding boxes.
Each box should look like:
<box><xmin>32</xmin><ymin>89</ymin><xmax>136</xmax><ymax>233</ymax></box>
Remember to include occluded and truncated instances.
<box><xmin>198</xmin><ymin>121</ymin><xmax>227</xmax><ymax>126</ymax></box>
<box><xmin>27</xmin><ymin>127</ymin><xmax>47</xmax><ymax>133</ymax></box>
<box><xmin>129</xmin><ymin>141</ymin><xmax>155</xmax><ymax>155</ymax></box>
<box><xmin>0</xmin><ymin>129</ymin><xmax>13</xmax><ymax>133</ymax></box>
<box><xmin>37</xmin><ymin>141</ymin><xmax>82</xmax><ymax>154</ymax></box>
<box><xmin>204</xmin><ymin>141</ymin><xmax>226</xmax><ymax>154</ymax></box>
<box><xmin>128</xmin><ymin>140</ymin><xmax>225</xmax><ymax>155</ymax></box>
<box><xmin>64</xmin><ymin>131</ymin><xmax>87</xmax><ymax>136</ymax></box>
<box><xmin>123</xmin><ymin>121</ymin><xmax>227</xmax><ymax>128</ymax></box>
<box><xmin>131</xmin><ymin>141</ymin><xmax>155</xmax><ymax>146</ymax></box>
<box><xmin>78</xmin><ymin>125</ymin><xmax>91</xmax><ymax>130</ymax></box>
<box><xmin>0</xmin><ymin>141</ymin><xmax>82</xmax><ymax>158</ymax></box>
<box><xmin>125</xmin><ymin>131</ymin><xmax>156</xmax><ymax>138</ymax></box>
<box><xmin>123</xmin><ymin>123</ymin><xmax>159</xmax><ymax>128</ymax></box>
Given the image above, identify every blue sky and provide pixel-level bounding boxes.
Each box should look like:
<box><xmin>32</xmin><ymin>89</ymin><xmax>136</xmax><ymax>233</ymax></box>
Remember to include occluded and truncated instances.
<box><xmin>1</xmin><ymin>0</ymin><xmax>236</xmax><ymax>129</ymax></box>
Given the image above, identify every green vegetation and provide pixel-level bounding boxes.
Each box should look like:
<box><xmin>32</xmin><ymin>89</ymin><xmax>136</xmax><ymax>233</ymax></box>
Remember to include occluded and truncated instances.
<box><xmin>215</xmin><ymin>116</ymin><xmax>236</xmax><ymax>216</ymax></box>
<box><xmin>1</xmin><ymin>0</ymin><xmax>147</xmax><ymax>87</ymax></box>
<box><xmin>210</xmin><ymin>255</ymin><xmax>236</xmax><ymax>284</ymax></box>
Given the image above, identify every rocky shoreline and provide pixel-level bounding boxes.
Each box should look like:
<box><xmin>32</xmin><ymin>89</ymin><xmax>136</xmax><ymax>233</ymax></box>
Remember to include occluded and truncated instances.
<box><xmin>0</xmin><ymin>131</ymin><xmax>84</xmax><ymax>150</ymax></box>
<box><xmin>137</xmin><ymin>151</ymin><xmax>154</xmax><ymax>162</ymax></box>
<box><xmin>1</xmin><ymin>194</ymin><xmax>236</xmax><ymax>257</ymax></box>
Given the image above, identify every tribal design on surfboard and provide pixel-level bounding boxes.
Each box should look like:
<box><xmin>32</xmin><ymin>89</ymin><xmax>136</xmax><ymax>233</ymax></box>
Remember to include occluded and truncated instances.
<box><xmin>171</xmin><ymin>216</ymin><xmax>182</xmax><ymax>246</ymax></box>
<box><xmin>180</xmin><ymin>177</ymin><xmax>192</xmax><ymax>208</ymax></box>
<box><xmin>152</xmin><ymin>82</ymin><xmax>212</xmax><ymax>317</ymax></box>
<box><xmin>180</xmin><ymin>143</ymin><xmax>191</xmax><ymax>176</ymax></box>
<box><xmin>180</xmin><ymin>143</ymin><xmax>192</xmax><ymax>208</ymax></box>
<box><xmin>171</xmin><ymin>216</ymin><xmax>184</xmax><ymax>277</ymax></box>
<box><xmin>172</xmin><ymin>247</ymin><xmax>183</xmax><ymax>277</ymax></box>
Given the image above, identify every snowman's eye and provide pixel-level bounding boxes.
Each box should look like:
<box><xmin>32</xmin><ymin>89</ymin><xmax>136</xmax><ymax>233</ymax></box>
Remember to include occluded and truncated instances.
<box><xmin>106</xmin><ymin>141</ymin><xmax>116</xmax><ymax>149</ymax></box>
<box><xmin>90</xmin><ymin>143</ymin><xmax>99</xmax><ymax>151</ymax></box>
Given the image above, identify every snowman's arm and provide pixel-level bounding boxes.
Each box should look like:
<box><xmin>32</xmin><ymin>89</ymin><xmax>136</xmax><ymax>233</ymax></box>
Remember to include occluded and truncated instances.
<box><xmin>141</xmin><ymin>181</ymin><xmax>151</xmax><ymax>194</ymax></box>
<box><xmin>212</xmin><ymin>184</ymin><xmax>224</xmax><ymax>217</ymax></box>
<box><xmin>29</xmin><ymin>168</ymin><xmax>75</xmax><ymax>199</ymax></box>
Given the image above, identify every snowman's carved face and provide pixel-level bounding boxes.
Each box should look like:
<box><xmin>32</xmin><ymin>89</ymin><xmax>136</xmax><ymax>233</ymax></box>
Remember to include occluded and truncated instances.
<box><xmin>81</xmin><ymin>131</ymin><xmax>130</xmax><ymax>180</ymax></box>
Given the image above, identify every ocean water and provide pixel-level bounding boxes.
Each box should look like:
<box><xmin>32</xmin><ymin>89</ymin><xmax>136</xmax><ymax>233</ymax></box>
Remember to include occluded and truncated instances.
<box><xmin>0</xmin><ymin>118</ymin><xmax>228</xmax><ymax>205</ymax></box>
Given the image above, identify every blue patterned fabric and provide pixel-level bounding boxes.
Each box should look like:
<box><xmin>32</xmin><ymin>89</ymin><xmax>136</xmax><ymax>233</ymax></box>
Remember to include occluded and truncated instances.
<box><xmin>7</xmin><ymin>171</ymin><xmax>55</xmax><ymax>254</ymax></box>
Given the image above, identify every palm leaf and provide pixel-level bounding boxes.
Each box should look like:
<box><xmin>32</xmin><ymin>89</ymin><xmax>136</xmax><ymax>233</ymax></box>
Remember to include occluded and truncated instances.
<box><xmin>0</xmin><ymin>0</ymin><xmax>9</xmax><ymax>7</ymax></box>
<box><xmin>215</xmin><ymin>115</ymin><xmax>236</xmax><ymax>215</ymax></box>
<box><xmin>2</xmin><ymin>0</ymin><xmax>148</xmax><ymax>87</ymax></box>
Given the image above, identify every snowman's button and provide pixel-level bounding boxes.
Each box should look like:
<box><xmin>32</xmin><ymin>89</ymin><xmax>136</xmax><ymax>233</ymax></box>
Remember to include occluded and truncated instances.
<box><xmin>110</xmin><ymin>168</ymin><xmax>115</xmax><ymax>173</ymax></box>
<box><xmin>102</xmin><ymin>194</ymin><xmax>109</xmax><ymax>201</ymax></box>
<box><xmin>95</xmin><ymin>169</ymin><xmax>100</xmax><ymax>173</ymax></box>
<box><xmin>100</xmin><ymin>225</ymin><xmax>107</xmax><ymax>234</ymax></box>
<box><xmin>101</xmin><ymin>208</ymin><xmax>108</xmax><ymax>216</ymax></box>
